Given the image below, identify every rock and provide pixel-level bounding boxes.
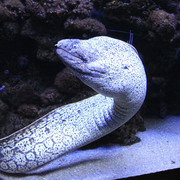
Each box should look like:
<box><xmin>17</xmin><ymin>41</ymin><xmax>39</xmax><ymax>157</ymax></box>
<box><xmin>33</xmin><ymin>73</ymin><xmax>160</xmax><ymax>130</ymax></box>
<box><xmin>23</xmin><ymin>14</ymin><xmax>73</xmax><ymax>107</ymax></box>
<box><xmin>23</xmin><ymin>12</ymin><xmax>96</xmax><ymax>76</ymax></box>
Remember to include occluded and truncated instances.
<box><xmin>25</xmin><ymin>0</ymin><xmax>46</xmax><ymax>19</ymax></box>
<box><xmin>154</xmin><ymin>0</ymin><xmax>180</xmax><ymax>14</ymax></box>
<box><xmin>0</xmin><ymin>0</ymin><xmax>25</xmax><ymax>21</ymax></box>
<box><xmin>54</xmin><ymin>68</ymin><xmax>83</xmax><ymax>94</ymax></box>
<box><xmin>17</xmin><ymin>104</ymin><xmax>38</xmax><ymax>117</ymax></box>
<box><xmin>64</xmin><ymin>18</ymin><xmax>107</xmax><ymax>38</ymax></box>
<box><xmin>129</xmin><ymin>0</ymin><xmax>156</xmax><ymax>17</ymax></box>
<box><xmin>147</xmin><ymin>10</ymin><xmax>177</xmax><ymax>41</ymax></box>
<box><xmin>0</xmin><ymin>99</ymin><xmax>9</xmax><ymax>113</ymax></box>
<box><xmin>0</xmin><ymin>112</ymin><xmax>34</xmax><ymax>138</ymax></box>
<box><xmin>68</xmin><ymin>0</ymin><xmax>93</xmax><ymax>17</ymax></box>
<box><xmin>0</xmin><ymin>99</ymin><xmax>9</xmax><ymax>122</ymax></box>
<box><xmin>36</xmin><ymin>47</ymin><xmax>58</xmax><ymax>62</ymax></box>
<box><xmin>0</xmin><ymin>113</ymin><xmax>21</xmax><ymax>138</ymax></box>
<box><xmin>4</xmin><ymin>0</ymin><xmax>24</xmax><ymax>10</ymax></box>
<box><xmin>0</xmin><ymin>5</ymin><xmax>16</xmax><ymax>21</ymax></box>
<box><xmin>40</xmin><ymin>87</ymin><xmax>61</xmax><ymax>105</ymax></box>
<box><xmin>11</xmin><ymin>84</ymin><xmax>41</xmax><ymax>107</ymax></box>
<box><xmin>2</xmin><ymin>22</ymin><xmax>19</xmax><ymax>40</ymax></box>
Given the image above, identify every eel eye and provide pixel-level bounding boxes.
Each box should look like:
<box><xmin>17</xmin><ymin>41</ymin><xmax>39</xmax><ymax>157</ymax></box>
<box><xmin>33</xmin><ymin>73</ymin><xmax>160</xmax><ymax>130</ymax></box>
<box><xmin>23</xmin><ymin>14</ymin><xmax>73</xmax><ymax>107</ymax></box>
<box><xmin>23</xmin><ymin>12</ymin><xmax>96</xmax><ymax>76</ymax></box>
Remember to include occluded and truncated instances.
<box><xmin>123</xmin><ymin>66</ymin><xmax>128</xmax><ymax>69</ymax></box>
<box><xmin>73</xmin><ymin>44</ymin><xmax>78</xmax><ymax>49</ymax></box>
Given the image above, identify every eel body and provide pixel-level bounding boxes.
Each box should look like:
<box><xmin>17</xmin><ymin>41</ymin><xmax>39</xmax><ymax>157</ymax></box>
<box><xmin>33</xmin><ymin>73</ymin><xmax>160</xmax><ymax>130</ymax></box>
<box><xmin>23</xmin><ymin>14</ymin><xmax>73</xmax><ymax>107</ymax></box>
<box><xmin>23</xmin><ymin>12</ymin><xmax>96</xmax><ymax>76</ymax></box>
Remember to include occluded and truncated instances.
<box><xmin>0</xmin><ymin>36</ymin><xmax>147</xmax><ymax>173</ymax></box>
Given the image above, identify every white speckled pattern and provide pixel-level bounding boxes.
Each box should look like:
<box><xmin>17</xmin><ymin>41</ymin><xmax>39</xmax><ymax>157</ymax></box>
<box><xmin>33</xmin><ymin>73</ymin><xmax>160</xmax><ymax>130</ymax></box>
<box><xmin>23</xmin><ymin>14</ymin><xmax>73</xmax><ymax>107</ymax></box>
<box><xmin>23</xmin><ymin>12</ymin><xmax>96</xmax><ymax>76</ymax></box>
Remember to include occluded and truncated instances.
<box><xmin>0</xmin><ymin>36</ymin><xmax>146</xmax><ymax>173</ymax></box>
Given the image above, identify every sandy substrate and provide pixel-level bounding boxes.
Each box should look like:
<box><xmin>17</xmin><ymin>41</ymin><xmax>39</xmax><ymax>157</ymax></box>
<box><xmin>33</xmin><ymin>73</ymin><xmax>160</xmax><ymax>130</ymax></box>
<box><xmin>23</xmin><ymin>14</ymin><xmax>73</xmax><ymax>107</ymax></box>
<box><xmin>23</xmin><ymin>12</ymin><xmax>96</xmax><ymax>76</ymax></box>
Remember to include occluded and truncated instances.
<box><xmin>0</xmin><ymin>116</ymin><xmax>179</xmax><ymax>180</ymax></box>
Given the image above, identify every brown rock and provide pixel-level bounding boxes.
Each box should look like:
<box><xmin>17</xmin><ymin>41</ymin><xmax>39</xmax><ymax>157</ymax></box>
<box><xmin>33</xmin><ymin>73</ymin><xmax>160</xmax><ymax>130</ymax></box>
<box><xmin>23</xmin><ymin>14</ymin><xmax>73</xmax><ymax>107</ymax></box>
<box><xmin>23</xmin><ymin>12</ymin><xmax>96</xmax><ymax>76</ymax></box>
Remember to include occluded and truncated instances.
<box><xmin>40</xmin><ymin>87</ymin><xmax>61</xmax><ymax>105</ymax></box>
<box><xmin>0</xmin><ymin>112</ymin><xmax>34</xmax><ymax>138</ymax></box>
<box><xmin>129</xmin><ymin>0</ymin><xmax>156</xmax><ymax>17</ymax></box>
<box><xmin>0</xmin><ymin>99</ymin><xmax>9</xmax><ymax>113</ymax></box>
<box><xmin>70</xmin><ymin>0</ymin><xmax>93</xmax><ymax>17</ymax></box>
<box><xmin>2</xmin><ymin>22</ymin><xmax>19</xmax><ymax>40</ymax></box>
<box><xmin>12</xmin><ymin>84</ymin><xmax>41</xmax><ymax>107</ymax></box>
<box><xmin>148</xmin><ymin>10</ymin><xmax>177</xmax><ymax>40</ymax></box>
<box><xmin>2</xmin><ymin>0</ymin><xmax>25</xmax><ymax>19</ymax></box>
<box><xmin>0</xmin><ymin>99</ymin><xmax>9</xmax><ymax>122</ymax></box>
<box><xmin>25</xmin><ymin>0</ymin><xmax>46</xmax><ymax>19</ymax></box>
<box><xmin>64</xmin><ymin>18</ymin><xmax>107</xmax><ymax>37</ymax></box>
<box><xmin>17</xmin><ymin>104</ymin><xmax>38</xmax><ymax>117</ymax></box>
<box><xmin>54</xmin><ymin>68</ymin><xmax>83</xmax><ymax>94</ymax></box>
<box><xmin>4</xmin><ymin>0</ymin><xmax>24</xmax><ymax>9</ymax></box>
<box><xmin>36</xmin><ymin>47</ymin><xmax>59</xmax><ymax>62</ymax></box>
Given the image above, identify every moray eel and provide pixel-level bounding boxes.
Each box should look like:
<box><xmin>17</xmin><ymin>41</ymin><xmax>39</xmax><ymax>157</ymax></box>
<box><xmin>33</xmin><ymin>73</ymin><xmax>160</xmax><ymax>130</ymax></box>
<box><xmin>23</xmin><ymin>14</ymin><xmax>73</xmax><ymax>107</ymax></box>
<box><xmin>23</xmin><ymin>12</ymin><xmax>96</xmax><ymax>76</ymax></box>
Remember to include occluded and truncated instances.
<box><xmin>0</xmin><ymin>36</ymin><xmax>147</xmax><ymax>173</ymax></box>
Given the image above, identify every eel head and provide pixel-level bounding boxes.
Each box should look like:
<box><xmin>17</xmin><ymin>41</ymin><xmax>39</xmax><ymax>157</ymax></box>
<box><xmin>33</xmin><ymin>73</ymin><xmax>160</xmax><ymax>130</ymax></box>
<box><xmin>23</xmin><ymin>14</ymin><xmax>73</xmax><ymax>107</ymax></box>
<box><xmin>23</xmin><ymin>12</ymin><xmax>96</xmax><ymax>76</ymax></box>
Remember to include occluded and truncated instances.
<box><xmin>56</xmin><ymin>36</ymin><xmax>146</xmax><ymax>103</ymax></box>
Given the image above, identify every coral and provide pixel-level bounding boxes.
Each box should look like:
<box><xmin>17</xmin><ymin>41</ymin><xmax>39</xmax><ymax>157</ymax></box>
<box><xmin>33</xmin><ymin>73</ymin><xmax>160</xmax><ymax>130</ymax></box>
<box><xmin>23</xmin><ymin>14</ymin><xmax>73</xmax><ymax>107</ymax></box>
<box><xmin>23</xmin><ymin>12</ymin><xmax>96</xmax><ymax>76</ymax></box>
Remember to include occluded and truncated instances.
<box><xmin>0</xmin><ymin>83</ymin><xmax>41</xmax><ymax>107</ymax></box>
<box><xmin>153</xmin><ymin>0</ymin><xmax>180</xmax><ymax>14</ymax></box>
<box><xmin>0</xmin><ymin>112</ymin><xmax>34</xmax><ymax>138</ymax></box>
<box><xmin>0</xmin><ymin>0</ymin><xmax>24</xmax><ymax>40</ymax></box>
<box><xmin>24</xmin><ymin>0</ymin><xmax>93</xmax><ymax>21</ymax></box>
<box><xmin>4</xmin><ymin>0</ymin><xmax>25</xmax><ymax>15</ymax></box>
<box><xmin>40</xmin><ymin>87</ymin><xmax>61</xmax><ymax>105</ymax></box>
<box><xmin>36</xmin><ymin>47</ymin><xmax>58</xmax><ymax>62</ymax></box>
<box><xmin>0</xmin><ymin>22</ymin><xmax>20</xmax><ymax>40</ymax></box>
<box><xmin>0</xmin><ymin>0</ymin><xmax>94</xmax><ymax>41</ymax></box>
<box><xmin>17</xmin><ymin>104</ymin><xmax>38</xmax><ymax>117</ymax></box>
<box><xmin>18</xmin><ymin>0</ymin><xmax>97</xmax><ymax>62</ymax></box>
<box><xmin>25</xmin><ymin>0</ymin><xmax>46</xmax><ymax>19</ymax></box>
<box><xmin>64</xmin><ymin>18</ymin><xmax>107</xmax><ymax>38</ymax></box>
<box><xmin>70</xmin><ymin>0</ymin><xmax>93</xmax><ymax>17</ymax></box>
<box><xmin>54</xmin><ymin>68</ymin><xmax>83</xmax><ymax>94</ymax></box>
<box><xmin>94</xmin><ymin>0</ymin><xmax>157</xmax><ymax>39</ymax></box>
<box><xmin>102</xmin><ymin>0</ymin><xmax>156</xmax><ymax>18</ymax></box>
<box><xmin>12</xmin><ymin>84</ymin><xmax>40</xmax><ymax>106</ymax></box>
<box><xmin>0</xmin><ymin>113</ymin><xmax>21</xmax><ymax>138</ymax></box>
<box><xmin>4</xmin><ymin>0</ymin><xmax>24</xmax><ymax>9</ymax></box>
<box><xmin>147</xmin><ymin>10</ymin><xmax>177</xmax><ymax>41</ymax></box>
<box><xmin>0</xmin><ymin>99</ymin><xmax>9</xmax><ymax>122</ymax></box>
<box><xmin>0</xmin><ymin>99</ymin><xmax>8</xmax><ymax>113</ymax></box>
<box><xmin>128</xmin><ymin>0</ymin><xmax>156</xmax><ymax>17</ymax></box>
<box><xmin>0</xmin><ymin>6</ymin><xmax>15</xmax><ymax>21</ymax></box>
<box><xmin>103</xmin><ymin>0</ymin><xmax>128</xmax><ymax>15</ymax></box>
<box><xmin>0</xmin><ymin>0</ymin><xmax>25</xmax><ymax>20</ymax></box>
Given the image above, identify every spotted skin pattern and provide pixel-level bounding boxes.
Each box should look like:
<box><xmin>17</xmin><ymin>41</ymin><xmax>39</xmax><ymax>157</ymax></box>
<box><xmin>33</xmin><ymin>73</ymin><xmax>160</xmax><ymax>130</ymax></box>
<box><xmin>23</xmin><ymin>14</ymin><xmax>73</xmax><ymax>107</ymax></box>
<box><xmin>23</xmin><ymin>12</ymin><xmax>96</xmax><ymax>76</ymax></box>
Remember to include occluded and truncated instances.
<box><xmin>0</xmin><ymin>36</ymin><xmax>147</xmax><ymax>173</ymax></box>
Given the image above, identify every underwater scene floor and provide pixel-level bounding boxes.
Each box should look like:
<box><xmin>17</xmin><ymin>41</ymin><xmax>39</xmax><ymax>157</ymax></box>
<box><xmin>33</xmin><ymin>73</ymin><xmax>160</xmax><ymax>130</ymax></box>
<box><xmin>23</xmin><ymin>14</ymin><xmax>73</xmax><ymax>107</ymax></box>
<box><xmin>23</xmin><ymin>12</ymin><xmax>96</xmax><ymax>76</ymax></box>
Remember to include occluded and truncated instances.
<box><xmin>0</xmin><ymin>116</ymin><xmax>179</xmax><ymax>180</ymax></box>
